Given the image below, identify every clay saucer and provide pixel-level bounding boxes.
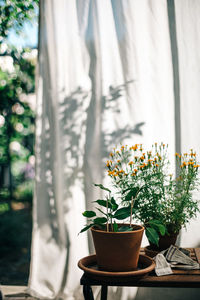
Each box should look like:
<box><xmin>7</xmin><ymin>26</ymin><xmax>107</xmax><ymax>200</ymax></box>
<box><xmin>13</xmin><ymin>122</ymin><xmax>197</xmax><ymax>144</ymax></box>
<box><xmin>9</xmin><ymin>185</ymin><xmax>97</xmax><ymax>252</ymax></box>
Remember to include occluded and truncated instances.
<box><xmin>78</xmin><ymin>254</ymin><xmax>155</xmax><ymax>283</ymax></box>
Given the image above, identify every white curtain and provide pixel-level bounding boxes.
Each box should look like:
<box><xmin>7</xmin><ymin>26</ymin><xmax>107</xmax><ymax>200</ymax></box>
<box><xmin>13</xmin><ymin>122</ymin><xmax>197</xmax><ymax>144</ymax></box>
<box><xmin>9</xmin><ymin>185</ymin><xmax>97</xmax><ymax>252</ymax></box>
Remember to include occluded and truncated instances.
<box><xmin>28</xmin><ymin>0</ymin><xmax>200</xmax><ymax>299</ymax></box>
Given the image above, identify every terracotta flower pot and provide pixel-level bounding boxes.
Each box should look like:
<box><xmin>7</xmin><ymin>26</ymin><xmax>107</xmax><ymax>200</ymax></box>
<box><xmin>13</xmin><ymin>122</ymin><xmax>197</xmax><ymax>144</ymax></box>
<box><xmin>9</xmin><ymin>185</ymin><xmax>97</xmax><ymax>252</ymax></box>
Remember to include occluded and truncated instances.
<box><xmin>91</xmin><ymin>224</ymin><xmax>144</xmax><ymax>272</ymax></box>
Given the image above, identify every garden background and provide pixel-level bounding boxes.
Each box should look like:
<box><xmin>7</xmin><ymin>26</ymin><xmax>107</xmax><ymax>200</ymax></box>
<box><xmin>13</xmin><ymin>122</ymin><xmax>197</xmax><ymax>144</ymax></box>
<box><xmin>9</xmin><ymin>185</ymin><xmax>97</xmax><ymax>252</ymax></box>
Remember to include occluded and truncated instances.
<box><xmin>0</xmin><ymin>0</ymin><xmax>38</xmax><ymax>285</ymax></box>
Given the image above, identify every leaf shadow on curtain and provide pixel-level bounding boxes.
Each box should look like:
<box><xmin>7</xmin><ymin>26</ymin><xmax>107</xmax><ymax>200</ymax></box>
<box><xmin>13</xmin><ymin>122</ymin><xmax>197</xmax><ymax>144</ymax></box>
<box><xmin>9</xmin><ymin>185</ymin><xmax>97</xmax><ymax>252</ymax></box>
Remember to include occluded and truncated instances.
<box><xmin>102</xmin><ymin>83</ymin><xmax>145</xmax><ymax>159</ymax></box>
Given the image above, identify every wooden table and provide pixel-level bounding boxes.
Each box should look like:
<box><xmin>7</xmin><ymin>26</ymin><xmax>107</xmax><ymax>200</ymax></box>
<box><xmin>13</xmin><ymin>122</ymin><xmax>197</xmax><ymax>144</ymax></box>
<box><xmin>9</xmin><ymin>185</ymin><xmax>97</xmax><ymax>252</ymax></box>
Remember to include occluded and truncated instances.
<box><xmin>80</xmin><ymin>248</ymin><xmax>200</xmax><ymax>300</ymax></box>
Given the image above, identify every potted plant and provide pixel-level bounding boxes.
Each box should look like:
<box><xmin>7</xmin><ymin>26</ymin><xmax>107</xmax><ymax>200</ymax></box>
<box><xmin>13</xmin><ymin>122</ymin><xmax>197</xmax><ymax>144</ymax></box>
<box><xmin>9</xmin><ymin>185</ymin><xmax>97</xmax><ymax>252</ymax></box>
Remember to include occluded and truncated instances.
<box><xmin>80</xmin><ymin>144</ymin><xmax>168</xmax><ymax>271</ymax></box>
<box><xmin>80</xmin><ymin>181</ymin><xmax>144</xmax><ymax>272</ymax></box>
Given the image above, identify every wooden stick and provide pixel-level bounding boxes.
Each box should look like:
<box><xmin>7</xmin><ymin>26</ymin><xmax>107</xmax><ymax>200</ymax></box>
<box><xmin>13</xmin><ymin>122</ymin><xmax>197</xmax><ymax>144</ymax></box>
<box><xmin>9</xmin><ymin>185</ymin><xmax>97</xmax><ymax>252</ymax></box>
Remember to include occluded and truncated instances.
<box><xmin>130</xmin><ymin>196</ymin><xmax>134</xmax><ymax>228</ymax></box>
<box><xmin>106</xmin><ymin>196</ymin><xmax>109</xmax><ymax>232</ymax></box>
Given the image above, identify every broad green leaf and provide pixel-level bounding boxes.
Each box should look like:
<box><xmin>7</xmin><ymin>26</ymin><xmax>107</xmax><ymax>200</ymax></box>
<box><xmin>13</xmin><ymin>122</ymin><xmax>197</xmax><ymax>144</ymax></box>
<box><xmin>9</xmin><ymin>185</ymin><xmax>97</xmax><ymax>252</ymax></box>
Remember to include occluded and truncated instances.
<box><xmin>94</xmin><ymin>183</ymin><xmax>111</xmax><ymax>193</ymax></box>
<box><xmin>93</xmin><ymin>217</ymin><xmax>107</xmax><ymax>224</ymax></box>
<box><xmin>158</xmin><ymin>225</ymin><xmax>166</xmax><ymax>236</ymax></box>
<box><xmin>145</xmin><ymin>227</ymin><xmax>159</xmax><ymax>246</ymax></box>
<box><xmin>111</xmin><ymin>197</ymin><xmax>118</xmax><ymax>211</ymax></box>
<box><xmin>118</xmin><ymin>226</ymin><xmax>133</xmax><ymax>232</ymax></box>
<box><xmin>113</xmin><ymin>207</ymin><xmax>131</xmax><ymax>220</ymax></box>
<box><xmin>124</xmin><ymin>187</ymin><xmax>140</xmax><ymax>201</ymax></box>
<box><xmin>82</xmin><ymin>211</ymin><xmax>96</xmax><ymax>218</ymax></box>
<box><xmin>79</xmin><ymin>224</ymin><xmax>93</xmax><ymax>234</ymax></box>
<box><xmin>148</xmin><ymin>220</ymin><xmax>166</xmax><ymax>236</ymax></box>
<box><xmin>95</xmin><ymin>200</ymin><xmax>112</xmax><ymax>209</ymax></box>
<box><xmin>113</xmin><ymin>221</ymin><xmax>118</xmax><ymax>232</ymax></box>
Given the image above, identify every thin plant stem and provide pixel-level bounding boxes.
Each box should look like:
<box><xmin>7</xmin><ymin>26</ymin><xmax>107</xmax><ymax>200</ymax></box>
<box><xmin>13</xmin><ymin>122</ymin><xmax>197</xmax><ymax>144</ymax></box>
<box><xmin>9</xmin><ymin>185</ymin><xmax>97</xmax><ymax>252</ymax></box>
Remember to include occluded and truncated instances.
<box><xmin>130</xmin><ymin>196</ymin><xmax>134</xmax><ymax>228</ymax></box>
<box><xmin>106</xmin><ymin>195</ymin><xmax>109</xmax><ymax>232</ymax></box>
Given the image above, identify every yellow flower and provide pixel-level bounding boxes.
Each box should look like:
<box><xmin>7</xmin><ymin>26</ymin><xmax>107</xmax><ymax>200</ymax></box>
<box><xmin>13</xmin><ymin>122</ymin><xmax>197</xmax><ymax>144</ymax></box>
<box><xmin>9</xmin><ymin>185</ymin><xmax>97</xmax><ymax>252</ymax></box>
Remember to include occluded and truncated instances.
<box><xmin>130</xmin><ymin>144</ymin><xmax>138</xmax><ymax>151</ymax></box>
<box><xmin>194</xmin><ymin>165</ymin><xmax>200</xmax><ymax>168</ymax></box>
<box><xmin>110</xmin><ymin>152</ymin><xmax>114</xmax><ymax>157</ymax></box>
<box><xmin>128</xmin><ymin>161</ymin><xmax>134</xmax><ymax>165</ymax></box>
<box><xmin>117</xmin><ymin>160</ymin><xmax>121</xmax><ymax>163</ymax></box>
<box><xmin>106</xmin><ymin>161</ymin><xmax>110</xmax><ymax>167</ymax></box>
<box><xmin>108</xmin><ymin>170</ymin><xmax>114</xmax><ymax>176</ymax></box>
<box><xmin>106</xmin><ymin>160</ymin><xmax>113</xmax><ymax>167</ymax></box>
<box><xmin>155</xmin><ymin>163</ymin><xmax>159</xmax><ymax>167</ymax></box>
<box><xmin>190</xmin><ymin>152</ymin><xmax>196</xmax><ymax>157</ymax></box>
<box><xmin>121</xmin><ymin>145</ymin><xmax>125</xmax><ymax>151</ymax></box>
<box><xmin>140</xmin><ymin>156</ymin><xmax>145</xmax><ymax>161</ymax></box>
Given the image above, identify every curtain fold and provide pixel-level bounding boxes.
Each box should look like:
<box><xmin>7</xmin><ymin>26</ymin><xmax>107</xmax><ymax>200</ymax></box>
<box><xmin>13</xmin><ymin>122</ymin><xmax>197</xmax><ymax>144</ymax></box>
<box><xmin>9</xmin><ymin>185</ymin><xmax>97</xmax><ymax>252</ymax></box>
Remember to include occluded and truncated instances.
<box><xmin>28</xmin><ymin>1</ymin><xmax>200</xmax><ymax>299</ymax></box>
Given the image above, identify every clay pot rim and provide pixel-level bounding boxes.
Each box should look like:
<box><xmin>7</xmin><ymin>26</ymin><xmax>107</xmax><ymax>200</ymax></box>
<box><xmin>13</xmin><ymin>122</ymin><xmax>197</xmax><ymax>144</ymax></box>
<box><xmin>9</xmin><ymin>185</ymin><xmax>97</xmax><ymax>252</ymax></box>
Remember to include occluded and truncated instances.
<box><xmin>91</xmin><ymin>224</ymin><xmax>144</xmax><ymax>234</ymax></box>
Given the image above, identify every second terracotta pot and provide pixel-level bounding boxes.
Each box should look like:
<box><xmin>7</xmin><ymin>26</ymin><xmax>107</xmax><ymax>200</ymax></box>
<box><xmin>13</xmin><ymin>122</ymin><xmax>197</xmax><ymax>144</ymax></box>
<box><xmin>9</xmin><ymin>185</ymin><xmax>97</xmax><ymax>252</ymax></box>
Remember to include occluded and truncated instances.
<box><xmin>149</xmin><ymin>232</ymin><xmax>178</xmax><ymax>251</ymax></box>
<box><xmin>91</xmin><ymin>224</ymin><xmax>144</xmax><ymax>272</ymax></box>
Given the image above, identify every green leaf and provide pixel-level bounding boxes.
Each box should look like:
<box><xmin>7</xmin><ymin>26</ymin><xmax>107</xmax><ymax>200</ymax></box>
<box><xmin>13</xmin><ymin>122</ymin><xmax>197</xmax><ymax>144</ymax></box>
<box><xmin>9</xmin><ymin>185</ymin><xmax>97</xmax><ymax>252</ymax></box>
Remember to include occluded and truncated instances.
<box><xmin>94</xmin><ymin>183</ymin><xmax>111</xmax><ymax>193</ymax></box>
<box><xmin>96</xmin><ymin>208</ymin><xmax>108</xmax><ymax>217</ymax></box>
<box><xmin>79</xmin><ymin>224</ymin><xmax>93</xmax><ymax>234</ymax></box>
<box><xmin>148</xmin><ymin>220</ymin><xmax>166</xmax><ymax>236</ymax></box>
<box><xmin>113</xmin><ymin>207</ymin><xmax>131</xmax><ymax>220</ymax></box>
<box><xmin>113</xmin><ymin>221</ymin><xmax>118</xmax><ymax>232</ymax></box>
<box><xmin>111</xmin><ymin>197</ymin><xmax>118</xmax><ymax>211</ymax></box>
<box><xmin>145</xmin><ymin>227</ymin><xmax>159</xmax><ymax>246</ymax></box>
<box><xmin>95</xmin><ymin>200</ymin><xmax>112</xmax><ymax>209</ymax></box>
<box><xmin>93</xmin><ymin>217</ymin><xmax>107</xmax><ymax>224</ymax></box>
<box><xmin>118</xmin><ymin>226</ymin><xmax>133</xmax><ymax>232</ymax></box>
<box><xmin>82</xmin><ymin>211</ymin><xmax>96</xmax><ymax>218</ymax></box>
<box><xmin>124</xmin><ymin>187</ymin><xmax>140</xmax><ymax>201</ymax></box>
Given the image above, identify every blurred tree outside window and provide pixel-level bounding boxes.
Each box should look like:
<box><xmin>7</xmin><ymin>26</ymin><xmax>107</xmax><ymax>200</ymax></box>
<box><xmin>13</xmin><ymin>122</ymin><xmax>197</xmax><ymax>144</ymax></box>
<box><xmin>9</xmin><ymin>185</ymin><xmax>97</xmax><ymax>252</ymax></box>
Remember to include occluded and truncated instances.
<box><xmin>0</xmin><ymin>0</ymin><xmax>38</xmax><ymax>285</ymax></box>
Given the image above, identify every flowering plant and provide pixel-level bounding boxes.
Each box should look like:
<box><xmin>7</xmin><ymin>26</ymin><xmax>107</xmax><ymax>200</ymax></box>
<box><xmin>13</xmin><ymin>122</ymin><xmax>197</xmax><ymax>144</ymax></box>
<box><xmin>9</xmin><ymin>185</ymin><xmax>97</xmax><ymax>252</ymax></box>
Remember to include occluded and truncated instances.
<box><xmin>162</xmin><ymin>150</ymin><xmax>200</xmax><ymax>234</ymax></box>
<box><xmin>81</xmin><ymin>143</ymin><xmax>200</xmax><ymax>246</ymax></box>
<box><xmin>106</xmin><ymin>143</ymin><xmax>200</xmax><ymax>246</ymax></box>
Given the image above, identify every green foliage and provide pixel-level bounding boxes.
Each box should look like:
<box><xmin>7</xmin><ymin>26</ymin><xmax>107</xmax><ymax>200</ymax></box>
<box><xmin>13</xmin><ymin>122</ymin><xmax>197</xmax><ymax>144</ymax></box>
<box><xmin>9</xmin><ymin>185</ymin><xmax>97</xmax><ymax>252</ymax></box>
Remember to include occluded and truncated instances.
<box><xmin>82</xmin><ymin>211</ymin><xmax>96</xmax><ymax>218</ymax></box>
<box><xmin>0</xmin><ymin>0</ymin><xmax>39</xmax><ymax>212</ymax></box>
<box><xmin>0</xmin><ymin>46</ymin><xmax>36</xmax><ymax>206</ymax></box>
<box><xmin>80</xmin><ymin>183</ymin><xmax>135</xmax><ymax>233</ymax></box>
<box><xmin>0</xmin><ymin>0</ymin><xmax>39</xmax><ymax>40</ymax></box>
<box><xmin>145</xmin><ymin>227</ymin><xmax>159</xmax><ymax>247</ymax></box>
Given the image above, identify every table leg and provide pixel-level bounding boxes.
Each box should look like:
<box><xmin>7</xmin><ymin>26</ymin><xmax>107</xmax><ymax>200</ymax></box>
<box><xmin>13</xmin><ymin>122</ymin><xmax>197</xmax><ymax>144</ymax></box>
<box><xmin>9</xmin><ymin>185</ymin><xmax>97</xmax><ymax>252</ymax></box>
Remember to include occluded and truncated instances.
<box><xmin>83</xmin><ymin>284</ymin><xmax>94</xmax><ymax>300</ymax></box>
<box><xmin>0</xmin><ymin>290</ymin><xmax>2</xmax><ymax>300</ymax></box>
<box><xmin>101</xmin><ymin>285</ymin><xmax>108</xmax><ymax>300</ymax></box>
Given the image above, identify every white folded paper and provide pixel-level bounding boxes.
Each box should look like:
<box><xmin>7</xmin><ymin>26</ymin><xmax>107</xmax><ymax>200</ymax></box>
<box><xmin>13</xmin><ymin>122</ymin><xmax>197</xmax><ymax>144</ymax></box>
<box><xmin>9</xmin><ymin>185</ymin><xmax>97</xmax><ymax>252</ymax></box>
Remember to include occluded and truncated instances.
<box><xmin>154</xmin><ymin>245</ymin><xmax>200</xmax><ymax>276</ymax></box>
<box><xmin>155</xmin><ymin>253</ymin><xmax>173</xmax><ymax>276</ymax></box>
